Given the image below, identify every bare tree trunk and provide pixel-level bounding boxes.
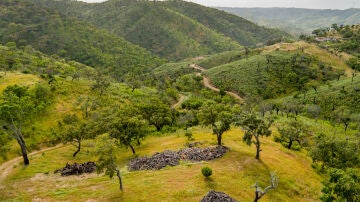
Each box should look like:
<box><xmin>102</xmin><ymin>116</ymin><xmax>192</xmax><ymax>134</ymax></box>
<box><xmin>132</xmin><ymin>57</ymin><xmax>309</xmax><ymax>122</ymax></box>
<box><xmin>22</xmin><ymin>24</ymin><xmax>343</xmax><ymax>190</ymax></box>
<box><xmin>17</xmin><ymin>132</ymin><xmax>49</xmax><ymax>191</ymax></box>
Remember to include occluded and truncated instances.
<box><xmin>254</xmin><ymin>191</ymin><xmax>260</xmax><ymax>202</ymax></box>
<box><xmin>287</xmin><ymin>140</ymin><xmax>293</xmax><ymax>149</ymax></box>
<box><xmin>344</xmin><ymin>123</ymin><xmax>349</xmax><ymax>132</ymax></box>
<box><xmin>137</xmin><ymin>139</ymin><xmax>141</xmax><ymax>146</ymax></box>
<box><xmin>129</xmin><ymin>144</ymin><xmax>136</xmax><ymax>154</ymax></box>
<box><xmin>116</xmin><ymin>169</ymin><xmax>123</xmax><ymax>191</ymax></box>
<box><xmin>73</xmin><ymin>139</ymin><xmax>81</xmax><ymax>157</ymax></box>
<box><xmin>18</xmin><ymin>139</ymin><xmax>29</xmax><ymax>165</ymax></box>
<box><xmin>255</xmin><ymin>135</ymin><xmax>261</xmax><ymax>160</ymax></box>
<box><xmin>155</xmin><ymin>125</ymin><xmax>161</xmax><ymax>132</ymax></box>
<box><xmin>217</xmin><ymin>133</ymin><xmax>222</xmax><ymax>145</ymax></box>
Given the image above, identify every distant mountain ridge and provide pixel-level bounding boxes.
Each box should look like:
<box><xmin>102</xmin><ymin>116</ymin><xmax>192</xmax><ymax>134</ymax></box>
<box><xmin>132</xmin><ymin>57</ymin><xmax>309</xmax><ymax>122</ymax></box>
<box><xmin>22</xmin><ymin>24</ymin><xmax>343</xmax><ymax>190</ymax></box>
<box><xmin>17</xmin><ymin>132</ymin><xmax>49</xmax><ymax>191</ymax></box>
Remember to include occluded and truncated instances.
<box><xmin>218</xmin><ymin>7</ymin><xmax>360</xmax><ymax>34</ymax></box>
<box><xmin>32</xmin><ymin>0</ymin><xmax>288</xmax><ymax>60</ymax></box>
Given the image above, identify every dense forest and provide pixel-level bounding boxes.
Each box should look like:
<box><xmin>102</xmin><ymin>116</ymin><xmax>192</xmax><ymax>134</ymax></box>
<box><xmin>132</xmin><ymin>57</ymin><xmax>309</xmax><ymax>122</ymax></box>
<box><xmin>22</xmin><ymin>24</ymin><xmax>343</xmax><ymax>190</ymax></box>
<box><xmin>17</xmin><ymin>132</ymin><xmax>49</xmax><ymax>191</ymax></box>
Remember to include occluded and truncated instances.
<box><xmin>0</xmin><ymin>0</ymin><xmax>359</xmax><ymax>201</ymax></box>
<box><xmin>32</xmin><ymin>0</ymin><xmax>288</xmax><ymax>60</ymax></box>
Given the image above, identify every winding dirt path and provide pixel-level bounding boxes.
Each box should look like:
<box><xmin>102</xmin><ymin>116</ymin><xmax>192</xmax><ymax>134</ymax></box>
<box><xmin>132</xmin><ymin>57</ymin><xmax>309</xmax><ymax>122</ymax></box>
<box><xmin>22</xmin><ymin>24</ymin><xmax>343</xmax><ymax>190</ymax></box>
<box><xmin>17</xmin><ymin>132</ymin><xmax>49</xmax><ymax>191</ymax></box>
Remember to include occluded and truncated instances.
<box><xmin>0</xmin><ymin>144</ymin><xmax>64</xmax><ymax>183</ymax></box>
<box><xmin>190</xmin><ymin>64</ymin><xmax>244</xmax><ymax>103</ymax></box>
<box><xmin>172</xmin><ymin>94</ymin><xmax>187</xmax><ymax>109</ymax></box>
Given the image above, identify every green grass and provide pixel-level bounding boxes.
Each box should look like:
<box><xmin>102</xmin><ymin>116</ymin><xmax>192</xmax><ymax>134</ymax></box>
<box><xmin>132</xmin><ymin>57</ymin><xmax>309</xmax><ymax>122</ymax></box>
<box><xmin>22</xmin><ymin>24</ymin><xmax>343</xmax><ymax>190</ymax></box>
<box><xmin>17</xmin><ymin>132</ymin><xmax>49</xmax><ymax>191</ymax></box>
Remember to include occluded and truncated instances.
<box><xmin>0</xmin><ymin>72</ymin><xmax>40</xmax><ymax>92</ymax></box>
<box><xmin>204</xmin><ymin>43</ymin><xmax>352</xmax><ymax>99</ymax></box>
<box><xmin>0</xmin><ymin>127</ymin><xmax>322</xmax><ymax>201</ymax></box>
<box><xmin>197</xmin><ymin>50</ymin><xmax>246</xmax><ymax>69</ymax></box>
<box><xmin>262</xmin><ymin>41</ymin><xmax>352</xmax><ymax>74</ymax></box>
<box><xmin>276</xmin><ymin>73</ymin><xmax>360</xmax><ymax>116</ymax></box>
<box><xmin>0</xmin><ymin>71</ymin><xmax>161</xmax><ymax>165</ymax></box>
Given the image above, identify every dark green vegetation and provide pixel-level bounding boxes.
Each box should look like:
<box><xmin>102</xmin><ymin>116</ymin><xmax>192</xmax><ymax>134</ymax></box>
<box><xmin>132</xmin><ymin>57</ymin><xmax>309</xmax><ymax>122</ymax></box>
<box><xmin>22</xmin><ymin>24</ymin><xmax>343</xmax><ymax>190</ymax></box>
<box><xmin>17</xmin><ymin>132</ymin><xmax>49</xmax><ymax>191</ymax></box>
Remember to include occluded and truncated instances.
<box><xmin>0</xmin><ymin>0</ymin><xmax>163</xmax><ymax>79</ymax></box>
<box><xmin>201</xmin><ymin>166</ymin><xmax>213</xmax><ymax>178</ymax></box>
<box><xmin>32</xmin><ymin>0</ymin><xmax>287</xmax><ymax>60</ymax></box>
<box><xmin>219</xmin><ymin>7</ymin><xmax>360</xmax><ymax>34</ymax></box>
<box><xmin>206</xmin><ymin>51</ymin><xmax>342</xmax><ymax>99</ymax></box>
<box><xmin>0</xmin><ymin>0</ymin><xmax>359</xmax><ymax>201</ymax></box>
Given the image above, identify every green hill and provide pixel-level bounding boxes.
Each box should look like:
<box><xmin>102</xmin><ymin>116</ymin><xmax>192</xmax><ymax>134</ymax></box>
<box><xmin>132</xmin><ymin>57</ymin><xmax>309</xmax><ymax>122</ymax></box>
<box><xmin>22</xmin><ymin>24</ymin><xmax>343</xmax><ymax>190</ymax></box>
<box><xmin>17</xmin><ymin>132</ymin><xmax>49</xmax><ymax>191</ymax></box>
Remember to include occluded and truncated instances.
<box><xmin>0</xmin><ymin>0</ymin><xmax>163</xmax><ymax>78</ymax></box>
<box><xmin>32</xmin><ymin>0</ymin><xmax>287</xmax><ymax>60</ymax></box>
<box><xmin>203</xmin><ymin>42</ymin><xmax>350</xmax><ymax>99</ymax></box>
<box><xmin>219</xmin><ymin>7</ymin><xmax>360</xmax><ymax>34</ymax></box>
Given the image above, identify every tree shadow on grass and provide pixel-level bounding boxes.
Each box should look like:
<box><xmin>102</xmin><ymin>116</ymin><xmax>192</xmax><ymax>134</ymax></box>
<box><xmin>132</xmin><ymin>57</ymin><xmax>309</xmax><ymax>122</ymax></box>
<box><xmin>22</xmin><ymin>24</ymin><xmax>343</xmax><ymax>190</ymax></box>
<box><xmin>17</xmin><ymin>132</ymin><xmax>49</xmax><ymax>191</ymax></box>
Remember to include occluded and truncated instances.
<box><xmin>258</xmin><ymin>159</ymin><xmax>270</xmax><ymax>171</ymax></box>
<box><xmin>204</xmin><ymin>177</ymin><xmax>217</xmax><ymax>189</ymax></box>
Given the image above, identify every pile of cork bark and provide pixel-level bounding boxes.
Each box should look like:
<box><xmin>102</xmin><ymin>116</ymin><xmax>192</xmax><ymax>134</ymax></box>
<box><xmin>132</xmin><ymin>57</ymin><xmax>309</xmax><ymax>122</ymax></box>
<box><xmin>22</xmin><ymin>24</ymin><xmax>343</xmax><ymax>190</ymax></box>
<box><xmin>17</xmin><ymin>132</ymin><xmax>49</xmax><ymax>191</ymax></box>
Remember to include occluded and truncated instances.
<box><xmin>128</xmin><ymin>146</ymin><xmax>228</xmax><ymax>171</ymax></box>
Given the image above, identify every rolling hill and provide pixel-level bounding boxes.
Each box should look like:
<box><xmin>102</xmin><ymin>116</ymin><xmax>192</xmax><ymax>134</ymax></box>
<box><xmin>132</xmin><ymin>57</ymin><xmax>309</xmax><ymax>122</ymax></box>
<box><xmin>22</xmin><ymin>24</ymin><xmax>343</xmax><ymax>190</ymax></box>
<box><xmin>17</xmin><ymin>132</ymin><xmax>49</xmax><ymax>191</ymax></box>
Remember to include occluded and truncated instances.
<box><xmin>0</xmin><ymin>0</ymin><xmax>163</xmax><ymax>78</ymax></box>
<box><xmin>219</xmin><ymin>7</ymin><xmax>360</xmax><ymax>34</ymax></box>
<box><xmin>32</xmin><ymin>0</ymin><xmax>288</xmax><ymax>60</ymax></box>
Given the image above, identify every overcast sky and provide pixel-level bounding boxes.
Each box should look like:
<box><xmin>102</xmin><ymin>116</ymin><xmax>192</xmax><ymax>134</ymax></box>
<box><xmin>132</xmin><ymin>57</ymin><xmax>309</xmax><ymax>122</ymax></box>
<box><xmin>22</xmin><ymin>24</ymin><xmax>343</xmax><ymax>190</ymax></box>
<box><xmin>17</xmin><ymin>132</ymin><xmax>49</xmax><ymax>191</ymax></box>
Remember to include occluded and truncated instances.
<box><xmin>81</xmin><ymin>0</ymin><xmax>359</xmax><ymax>9</ymax></box>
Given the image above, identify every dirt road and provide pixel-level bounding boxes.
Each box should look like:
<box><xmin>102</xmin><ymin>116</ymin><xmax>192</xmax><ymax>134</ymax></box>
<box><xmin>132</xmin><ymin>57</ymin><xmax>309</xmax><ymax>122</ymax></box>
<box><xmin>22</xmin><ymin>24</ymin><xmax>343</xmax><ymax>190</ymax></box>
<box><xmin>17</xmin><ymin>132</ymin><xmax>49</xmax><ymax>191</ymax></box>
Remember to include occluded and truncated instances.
<box><xmin>190</xmin><ymin>64</ymin><xmax>244</xmax><ymax>102</ymax></box>
<box><xmin>0</xmin><ymin>144</ymin><xmax>64</xmax><ymax>183</ymax></box>
<box><xmin>172</xmin><ymin>94</ymin><xmax>187</xmax><ymax>109</ymax></box>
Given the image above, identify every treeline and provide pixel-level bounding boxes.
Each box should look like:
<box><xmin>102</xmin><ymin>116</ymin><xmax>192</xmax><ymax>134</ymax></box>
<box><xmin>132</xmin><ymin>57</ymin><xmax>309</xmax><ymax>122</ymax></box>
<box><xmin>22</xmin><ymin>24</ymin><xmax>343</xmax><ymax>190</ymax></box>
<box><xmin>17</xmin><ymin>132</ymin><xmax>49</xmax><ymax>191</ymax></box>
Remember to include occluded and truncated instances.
<box><xmin>301</xmin><ymin>24</ymin><xmax>360</xmax><ymax>71</ymax></box>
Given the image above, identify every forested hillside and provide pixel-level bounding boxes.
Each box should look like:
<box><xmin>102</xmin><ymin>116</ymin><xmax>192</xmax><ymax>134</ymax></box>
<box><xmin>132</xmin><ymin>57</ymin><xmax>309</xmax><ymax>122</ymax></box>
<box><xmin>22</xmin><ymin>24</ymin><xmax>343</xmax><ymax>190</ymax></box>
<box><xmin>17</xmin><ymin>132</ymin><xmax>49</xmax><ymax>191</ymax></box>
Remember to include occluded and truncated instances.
<box><xmin>0</xmin><ymin>0</ymin><xmax>163</xmax><ymax>78</ymax></box>
<box><xmin>0</xmin><ymin>1</ymin><xmax>359</xmax><ymax>201</ymax></box>
<box><xmin>32</xmin><ymin>0</ymin><xmax>287</xmax><ymax>60</ymax></box>
<box><xmin>220</xmin><ymin>7</ymin><xmax>360</xmax><ymax>34</ymax></box>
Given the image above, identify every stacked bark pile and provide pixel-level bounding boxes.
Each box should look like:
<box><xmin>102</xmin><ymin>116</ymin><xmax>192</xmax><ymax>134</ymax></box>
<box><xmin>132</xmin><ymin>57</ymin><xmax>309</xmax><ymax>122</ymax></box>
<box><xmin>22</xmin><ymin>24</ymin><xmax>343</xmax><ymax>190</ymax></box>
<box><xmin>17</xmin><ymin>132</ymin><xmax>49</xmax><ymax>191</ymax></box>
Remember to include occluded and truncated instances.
<box><xmin>200</xmin><ymin>190</ymin><xmax>238</xmax><ymax>202</ymax></box>
<box><xmin>55</xmin><ymin>162</ymin><xmax>96</xmax><ymax>176</ymax></box>
<box><xmin>178</xmin><ymin>146</ymin><xmax>228</xmax><ymax>161</ymax></box>
<box><xmin>128</xmin><ymin>150</ymin><xmax>180</xmax><ymax>171</ymax></box>
<box><xmin>128</xmin><ymin>146</ymin><xmax>228</xmax><ymax>171</ymax></box>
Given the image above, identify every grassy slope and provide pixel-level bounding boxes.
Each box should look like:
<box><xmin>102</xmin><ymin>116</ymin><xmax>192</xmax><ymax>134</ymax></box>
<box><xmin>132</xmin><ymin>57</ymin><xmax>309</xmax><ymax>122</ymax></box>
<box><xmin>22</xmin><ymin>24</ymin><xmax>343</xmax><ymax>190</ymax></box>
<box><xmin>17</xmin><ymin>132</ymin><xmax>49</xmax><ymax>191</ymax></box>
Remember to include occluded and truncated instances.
<box><xmin>275</xmin><ymin>73</ymin><xmax>360</xmax><ymax>116</ymax></box>
<box><xmin>0</xmin><ymin>127</ymin><xmax>322</xmax><ymax>201</ymax></box>
<box><xmin>0</xmin><ymin>72</ymin><xmax>91</xmax><ymax>164</ymax></box>
<box><xmin>204</xmin><ymin>41</ymin><xmax>353</xmax><ymax>98</ymax></box>
<box><xmin>0</xmin><ymin>71</ymin><xmax>159</xmax><ymax>164</ymax></box>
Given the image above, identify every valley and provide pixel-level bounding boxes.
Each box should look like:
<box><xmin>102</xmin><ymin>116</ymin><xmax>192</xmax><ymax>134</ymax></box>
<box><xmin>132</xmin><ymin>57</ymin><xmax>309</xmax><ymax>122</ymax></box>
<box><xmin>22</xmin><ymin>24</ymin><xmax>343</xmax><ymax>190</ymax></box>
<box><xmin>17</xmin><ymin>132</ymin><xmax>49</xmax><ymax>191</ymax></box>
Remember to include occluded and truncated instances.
<box><xmin>0</xmin><ymin>0</ymin><xmax>359</xmax><ymax>201</ymax></box>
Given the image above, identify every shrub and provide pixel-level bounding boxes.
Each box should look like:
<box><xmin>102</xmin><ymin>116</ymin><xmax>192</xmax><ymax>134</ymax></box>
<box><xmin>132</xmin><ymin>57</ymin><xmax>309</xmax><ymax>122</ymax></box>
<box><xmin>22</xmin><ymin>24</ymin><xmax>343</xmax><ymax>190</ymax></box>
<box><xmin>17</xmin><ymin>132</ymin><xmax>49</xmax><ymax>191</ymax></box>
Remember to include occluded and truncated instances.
<box><xmin>201</xmin><ymin>166</ymin><xmax>213</xmax><ymax>177</ymax></box>
<box><xmin>185</xmin><ymin>130</ymin><xmax>194</xmax><ymax>141</ymax></box>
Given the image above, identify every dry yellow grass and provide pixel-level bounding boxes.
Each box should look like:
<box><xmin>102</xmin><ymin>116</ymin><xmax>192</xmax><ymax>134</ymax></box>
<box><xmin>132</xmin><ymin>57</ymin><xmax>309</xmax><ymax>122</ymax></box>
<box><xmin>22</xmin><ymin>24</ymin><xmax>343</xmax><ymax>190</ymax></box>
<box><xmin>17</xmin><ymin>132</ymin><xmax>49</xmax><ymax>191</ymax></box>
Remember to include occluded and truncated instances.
<box><xmin>0</xmin><ymin>72</ymin><xmax>41</xmax><ymax>91</ymax></box>
<box><xmin>260</xmin><ymin>41</ymin><xmax>353</xmax><ymax>75</ymax></box>
<box><xmin>0</xmin><ymin>127</ymin><xmax>322</xmax><ymax>201</ymax></box>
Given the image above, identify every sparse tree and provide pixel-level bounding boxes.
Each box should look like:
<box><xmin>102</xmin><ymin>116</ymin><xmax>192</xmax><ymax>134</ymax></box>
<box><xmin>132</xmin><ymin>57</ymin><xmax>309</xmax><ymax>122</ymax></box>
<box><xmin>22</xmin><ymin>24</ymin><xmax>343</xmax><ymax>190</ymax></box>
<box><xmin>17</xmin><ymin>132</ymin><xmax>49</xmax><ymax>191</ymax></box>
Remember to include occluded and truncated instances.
<box><xmin>91</xmin><ymin>73</ymin><xmax>111</xmax><ymax>96</ymax></box>
<box><xmin>198</xmin><ymin>102</ymin><xmax>236</xmax><ymax>145</ymax></box>
<box><xmin>124</xmin><ymin>73</ymin><xmax>142</xmax><ymax>92</ymax></box>
<box><xmin>334</xmin><ymin>107</ymin><xmax>352</xmax><ymax>132</ymax></box>
<box><xmin>238</xmin><ymin>114</ymin><xmax>273</xmax><ymax>160</ymax></box>
<box><xmin>58</xmin><ymin>114</ymin><xmax>90</xmax><ymax>157</ymax></box>
<box><xmin>277</xmin><ymin>120</ymin><xmax>308</xmax><ymax>149</ymax></box>
<box><xmin>139</xmin><ymin>99</ymin><xmax>173</xmax><ymax>132</ymax></box>
<box><xmin>95</xmin><ymin>134</ymin><xmax>123</xmax><ymax>191</ymax></box>
<box><xmin>108</xmin><ymin>106</ymin><xmax>147</xmax><ymax>154</ymax></box>
<box><xmin>0</xmin><ymin>85</ymin><xmax>35</xmax><ymax>165</ymax></box>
